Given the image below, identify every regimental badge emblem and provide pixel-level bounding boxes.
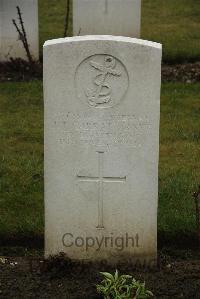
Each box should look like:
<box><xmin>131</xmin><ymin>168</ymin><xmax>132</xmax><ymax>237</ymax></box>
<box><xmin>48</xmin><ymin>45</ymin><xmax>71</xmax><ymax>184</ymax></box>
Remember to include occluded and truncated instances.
<box><xmin>75</xmin><ymin>54</ymin><xmax>129</xmax><ymax>108</ymax></box>
<box><xmin>86</xmin><ymin>56</ymin><xmax>121</xmax><ymax>107</ymax></box>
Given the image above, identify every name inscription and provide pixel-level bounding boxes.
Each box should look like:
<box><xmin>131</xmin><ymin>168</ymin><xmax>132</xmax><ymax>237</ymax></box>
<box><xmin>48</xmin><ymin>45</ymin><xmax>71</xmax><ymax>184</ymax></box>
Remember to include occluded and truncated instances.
<box><xmin>52</xmin><ymin>112</ymin><xmax>151</xmax><ymax>148</ymax></box>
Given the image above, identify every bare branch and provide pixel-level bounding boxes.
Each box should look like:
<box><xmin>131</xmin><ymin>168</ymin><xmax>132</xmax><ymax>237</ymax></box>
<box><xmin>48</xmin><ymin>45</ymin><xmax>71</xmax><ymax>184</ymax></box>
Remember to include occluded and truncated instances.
<box><xmin>64</xmin><ymin>0</ymin><xmax>70</xmax><ymax>37</ymax></box>
<box><xmin>12</xmin><ymin>6</ymin><xmax>33</xmax><ymax>63</ymax></box>
<box><xmin>193</xmin><ymin>185</ymin><xmax>200</xmax><ymax>246</ymax></box>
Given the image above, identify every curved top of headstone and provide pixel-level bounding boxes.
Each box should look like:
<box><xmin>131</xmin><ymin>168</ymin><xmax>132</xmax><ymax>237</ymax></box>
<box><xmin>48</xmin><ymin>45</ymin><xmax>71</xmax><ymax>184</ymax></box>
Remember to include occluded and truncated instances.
<box><xmin>43</xmin><ymin>35</ymin><xmax>162</xmax><ymax>50</ymax></box>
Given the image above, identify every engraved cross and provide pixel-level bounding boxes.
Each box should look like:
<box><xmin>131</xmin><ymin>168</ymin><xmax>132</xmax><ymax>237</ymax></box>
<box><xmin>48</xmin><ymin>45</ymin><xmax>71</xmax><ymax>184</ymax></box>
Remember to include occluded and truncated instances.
<box><xmin>77</xmin><ymin>152</ymin><xmax>126</xmax><ymax>229</ymax></box>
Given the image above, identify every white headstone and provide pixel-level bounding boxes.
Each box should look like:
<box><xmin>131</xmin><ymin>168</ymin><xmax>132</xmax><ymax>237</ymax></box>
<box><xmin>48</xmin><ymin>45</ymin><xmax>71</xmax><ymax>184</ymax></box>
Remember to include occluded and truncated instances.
<box><xmin>0</xmin><ymin>0</ymin><xmax>39</xmax><ymax>61</ymax></box>
<box><xmin>73</xmin><ymin>0</ymin><xmax>141</xmax><ymax>38</ymax></box>
<box><xmin>44</xmin><ymin>36</ymin><xmax>162</xmax><ymax>264</ymax></box>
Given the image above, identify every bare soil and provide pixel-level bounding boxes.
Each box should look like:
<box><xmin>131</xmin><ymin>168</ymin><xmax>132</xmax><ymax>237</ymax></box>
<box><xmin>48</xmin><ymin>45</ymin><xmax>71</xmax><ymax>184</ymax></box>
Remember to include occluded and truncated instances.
<box><xmin>0</xmin><ymin>249</ymin><xmax>200</xmax><ymax>299</ymax></box>
<box><xmin>162</xmin><ymin>62</ymin><xmax>200</xmax><ymax>83</ymax></box>
<box><xmin>0</xmin><ymin>59</ymin><xmax>199</xmax><ymax>83</ymax></box>
<box><xmin>0</xmin><ymin>59</ymin><xmax>42</xmax><ymax>82</ymax></box>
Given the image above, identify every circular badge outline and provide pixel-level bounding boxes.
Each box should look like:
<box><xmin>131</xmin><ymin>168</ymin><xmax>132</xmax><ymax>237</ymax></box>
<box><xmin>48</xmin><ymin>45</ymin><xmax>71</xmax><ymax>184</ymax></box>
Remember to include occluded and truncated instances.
<box><xmin>74</xmin><ymin>54</ymin><xmax>129</xmax><ymax>109</ymax></box>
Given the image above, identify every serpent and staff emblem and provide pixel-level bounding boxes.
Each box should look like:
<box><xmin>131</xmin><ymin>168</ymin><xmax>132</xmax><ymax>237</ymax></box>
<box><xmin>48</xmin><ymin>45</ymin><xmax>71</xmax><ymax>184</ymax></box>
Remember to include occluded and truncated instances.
<box><xmin>85</xmin><ymin>56</ymin><xmax>122</xmax><ymax>107</ymax></box>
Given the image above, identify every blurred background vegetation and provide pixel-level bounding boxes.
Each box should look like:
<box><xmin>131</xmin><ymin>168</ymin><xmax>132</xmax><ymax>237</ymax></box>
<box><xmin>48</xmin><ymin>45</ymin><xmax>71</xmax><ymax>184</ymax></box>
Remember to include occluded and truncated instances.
<box><xmin>38</xmin><ymin>0</ymin><xmax>200</xmax><ymax>63</ymax></box>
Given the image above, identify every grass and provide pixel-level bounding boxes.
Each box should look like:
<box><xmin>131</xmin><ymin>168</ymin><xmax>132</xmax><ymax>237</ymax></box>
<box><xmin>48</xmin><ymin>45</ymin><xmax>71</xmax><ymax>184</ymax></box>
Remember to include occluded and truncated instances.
<box><xmin>38</xmin><ymin>0</ymin><xmax>200</xmax><ymax>62</ymax></box>
<box><xmin>0</xmin><ymin>81</ymin><xmax>199</xmax><ymax>245</ymax></box>
<box><xmin>142</xmin><ymin>0</ymin><xmax>200</xmax><ymax>63</ymax></box>
<box><xmin>159</xmin><ymin>83</ymin><xmax>200</xmax><ymax>237</ymax></box>
<box><xmin>0</xmin><ymin>81</ymin><xmax>43</xmax><ymax>240</ymax></box>
<box><xmin>38</xmin><ymin>0</ymin><xmax>72</xmax><ymax>53</ymax></box>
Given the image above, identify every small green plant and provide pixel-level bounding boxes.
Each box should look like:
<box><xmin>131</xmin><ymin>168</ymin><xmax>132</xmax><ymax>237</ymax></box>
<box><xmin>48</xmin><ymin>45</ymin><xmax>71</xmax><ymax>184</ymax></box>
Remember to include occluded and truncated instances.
<box><xmin>97</xmin><ymin>270</ymin><xmax>153</xmax><ymax>299</ymax></box>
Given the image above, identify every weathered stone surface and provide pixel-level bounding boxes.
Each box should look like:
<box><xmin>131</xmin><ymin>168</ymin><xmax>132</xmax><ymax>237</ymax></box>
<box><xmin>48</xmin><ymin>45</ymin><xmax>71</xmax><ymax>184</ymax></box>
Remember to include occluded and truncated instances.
<box><xmin>44</xmin><ymin>36</ymin><xmax>162</xmax><ymax>263</ymax></box>
<box><xmin>73</xmin><ymin>0</ymin><xmax>141</xmax><ymax>38</ymax></box>
<box><xmin>0</xmin><ymin>0</ymin><xmax>38</xmax><ymax>61</ymax></box>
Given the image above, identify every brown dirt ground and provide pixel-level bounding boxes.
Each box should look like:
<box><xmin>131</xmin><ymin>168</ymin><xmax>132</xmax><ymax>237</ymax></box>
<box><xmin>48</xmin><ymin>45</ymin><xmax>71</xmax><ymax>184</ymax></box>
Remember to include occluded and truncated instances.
<box><xmin>0</xmin><ymin>59</ymin><xmax>199</xmax><ymax>83</ymax></box>
<box><xmin>0</xmin><ymin>249</ymin><xmax>200</xmax><ymax>299</ymax></box>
